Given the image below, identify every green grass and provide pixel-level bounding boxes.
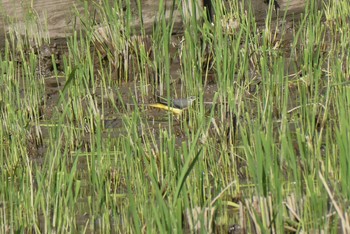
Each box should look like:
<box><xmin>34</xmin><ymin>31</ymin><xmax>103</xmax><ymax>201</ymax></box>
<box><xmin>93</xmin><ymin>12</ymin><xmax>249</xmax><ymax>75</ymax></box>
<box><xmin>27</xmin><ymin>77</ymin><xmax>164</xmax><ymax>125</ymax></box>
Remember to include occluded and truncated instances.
<box><xmin>1</xmin><ymin>0</ymin><xmax>350</xmax><ymax>233</ymax></box>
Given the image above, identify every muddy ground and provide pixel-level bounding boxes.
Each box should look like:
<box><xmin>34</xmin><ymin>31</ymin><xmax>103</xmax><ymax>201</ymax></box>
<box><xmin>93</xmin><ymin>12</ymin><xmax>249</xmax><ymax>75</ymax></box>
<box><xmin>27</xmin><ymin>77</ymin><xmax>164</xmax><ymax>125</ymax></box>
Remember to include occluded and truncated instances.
<box><xmin>22</xmin><ymin>9</ymin><xmax>325</xmax><ymax>164</ymax></box>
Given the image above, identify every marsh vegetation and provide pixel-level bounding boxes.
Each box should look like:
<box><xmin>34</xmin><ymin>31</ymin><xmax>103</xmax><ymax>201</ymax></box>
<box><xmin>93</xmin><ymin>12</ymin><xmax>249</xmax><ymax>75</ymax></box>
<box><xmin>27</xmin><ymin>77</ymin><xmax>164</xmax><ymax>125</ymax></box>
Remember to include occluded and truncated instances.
<box><xmin>1</xmin><ymin>0</ymin><xmax>350</xmax><ymax>233</ymax></box>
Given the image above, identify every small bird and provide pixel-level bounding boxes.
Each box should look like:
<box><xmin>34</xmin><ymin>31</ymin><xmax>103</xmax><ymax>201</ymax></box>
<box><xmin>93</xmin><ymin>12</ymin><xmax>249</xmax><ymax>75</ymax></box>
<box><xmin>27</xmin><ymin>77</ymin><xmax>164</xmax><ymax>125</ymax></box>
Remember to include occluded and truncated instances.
<box><xmin>157</xmin><ymin>96</ymin><xmax>196</xmax><ymax>109</ymax></box>
<box><xmin>149</xmin><ymin>96</ymin><xmax>197</xmax><ymax>115</ymax></box>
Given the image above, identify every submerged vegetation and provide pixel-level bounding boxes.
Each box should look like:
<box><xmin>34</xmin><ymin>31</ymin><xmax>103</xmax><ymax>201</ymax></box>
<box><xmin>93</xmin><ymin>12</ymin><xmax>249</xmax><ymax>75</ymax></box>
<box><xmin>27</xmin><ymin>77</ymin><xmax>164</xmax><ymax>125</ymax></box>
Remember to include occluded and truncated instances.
<box><xmin>1</xmin><ymin>0</ymin><xmax>350</xmax><ymax>232</ymax></box>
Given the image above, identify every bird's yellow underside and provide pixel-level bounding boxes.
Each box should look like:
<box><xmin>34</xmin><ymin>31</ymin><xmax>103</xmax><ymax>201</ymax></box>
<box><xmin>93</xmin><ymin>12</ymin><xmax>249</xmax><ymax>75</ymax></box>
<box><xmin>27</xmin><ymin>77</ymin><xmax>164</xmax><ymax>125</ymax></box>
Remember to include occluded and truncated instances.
<box><xmin>148</xmin><ymin>103</ymin><xmax>183</xmax><ymax>115</ymax></box>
